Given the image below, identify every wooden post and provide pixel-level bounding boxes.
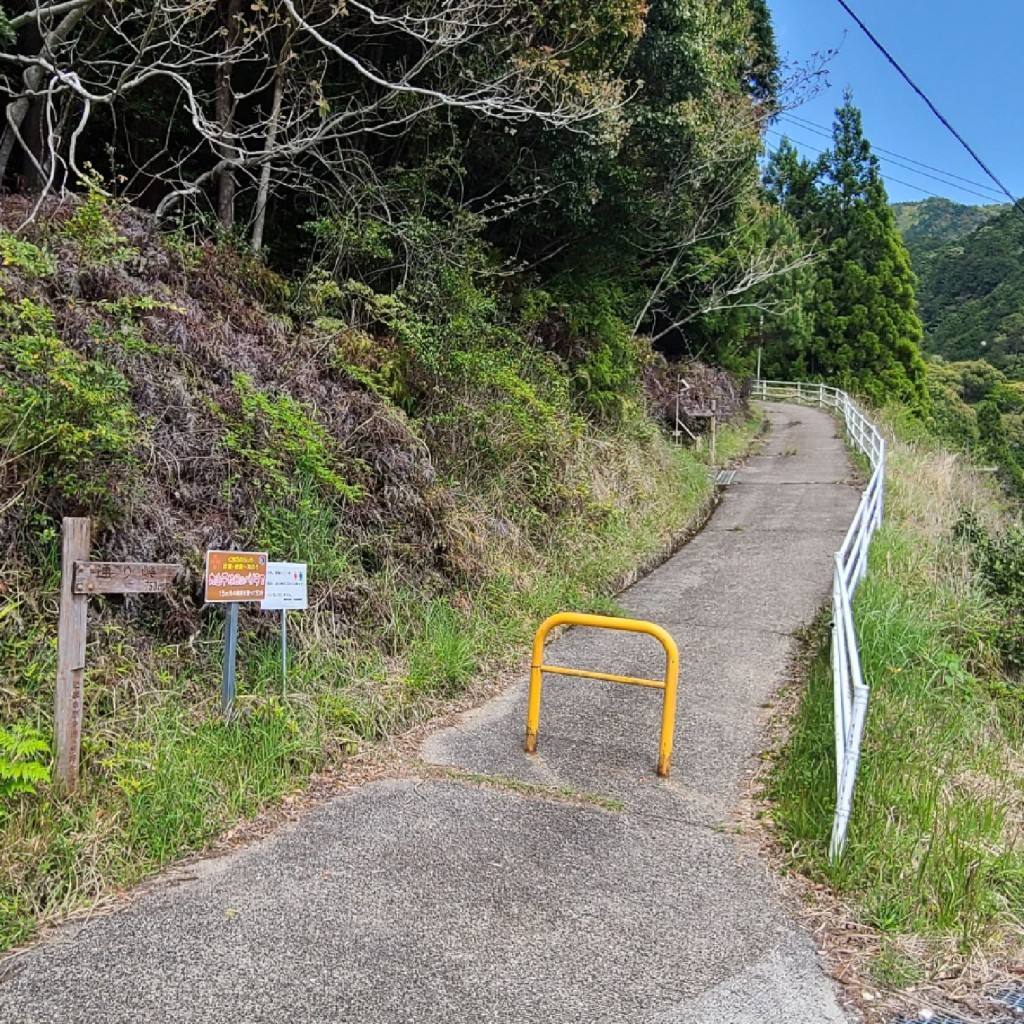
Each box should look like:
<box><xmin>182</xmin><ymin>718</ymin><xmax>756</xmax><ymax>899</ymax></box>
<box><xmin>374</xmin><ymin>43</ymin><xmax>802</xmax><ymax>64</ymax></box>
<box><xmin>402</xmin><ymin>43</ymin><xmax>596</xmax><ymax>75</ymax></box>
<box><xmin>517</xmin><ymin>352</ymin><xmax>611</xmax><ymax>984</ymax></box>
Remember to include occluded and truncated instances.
<box><xmin>674</xmin><ymin>375</ymin><xmax>681</xmax><ymax>443</ymax></box>
<box><xmin>709</xmin><ymin>400</ymin><xmax>717</xmax><ymax>466</ymax></box>
<box><xmin>55</xmin><ymin>517</ymin><xmax>90</xmax><ymax>790</ymax></box>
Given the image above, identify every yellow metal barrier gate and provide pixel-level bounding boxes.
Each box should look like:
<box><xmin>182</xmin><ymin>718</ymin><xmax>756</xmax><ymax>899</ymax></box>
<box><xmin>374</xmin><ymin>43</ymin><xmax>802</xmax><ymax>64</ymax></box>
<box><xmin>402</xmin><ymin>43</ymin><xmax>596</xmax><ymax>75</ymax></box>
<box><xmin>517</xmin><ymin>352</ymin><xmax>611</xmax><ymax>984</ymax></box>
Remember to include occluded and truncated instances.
<box><xmin>525</xmin><ymin>612</ymin><xmax>681</xmax><ymax>777</ymax></box>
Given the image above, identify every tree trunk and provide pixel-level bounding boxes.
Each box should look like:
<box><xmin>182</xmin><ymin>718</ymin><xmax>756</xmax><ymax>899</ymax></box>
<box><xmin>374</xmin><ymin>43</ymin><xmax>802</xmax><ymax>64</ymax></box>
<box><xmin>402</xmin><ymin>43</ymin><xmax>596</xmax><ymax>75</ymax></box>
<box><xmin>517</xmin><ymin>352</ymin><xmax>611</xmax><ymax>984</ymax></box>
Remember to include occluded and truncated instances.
<box><xmin>251</xmin><ymin>30</ymin><xmax>292</xmax><ymax>252</ymax></box>
<box><xmin>0</xmin><ymin>0</ymin><xmax>96</xmax><ymax>185</ymax></box>
<box><xmin>23</xmin><ymin>94</ymin><xmax>46</xmax><ymax>190</ymax></box>
<box><xmin>214</xmin><ymin>0</ymin><xmax>242</xmax><ymax>230</ymax></box>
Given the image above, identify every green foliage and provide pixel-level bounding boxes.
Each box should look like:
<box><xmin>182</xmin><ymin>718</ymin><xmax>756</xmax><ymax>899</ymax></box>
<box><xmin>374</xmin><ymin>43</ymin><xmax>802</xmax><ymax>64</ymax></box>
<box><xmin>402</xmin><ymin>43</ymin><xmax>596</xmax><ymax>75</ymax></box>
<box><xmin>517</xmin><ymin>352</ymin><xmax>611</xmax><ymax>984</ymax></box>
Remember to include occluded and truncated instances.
<box><xmin>403</xmin><ymin>599</ymin><xmax>479</xmax><ymax>698</ymax></box>
<box><xmin>561</xmin><ymin>286</ymin><xmax>645</xmax><ymax>422</ymax></box>
<box><xmin>770</xmin><ymin>434</ymin><xmax>1024</xmax><ymax>972</ymax></box>
<box><xmin>0</xmin><ymin>723</ymin><xmax>50</xmax><ymax>804</ymax></box>
<box><xmin>161</xmin><ymin>229</ymin><xmax>206</xmax><ymax>272</ymax></box>
<box><xmin>976</xmin><ymin>400</ymin><xmax>1024</xmax><ymax>493</ymax></box>
<box><xmin>891</xmin><ymin>198</ymin><xmax>1006</xmax><ymax>268</ymax></box>
<box><xmin>905</xmin><ymin>204</ymin><xmax>1024</xmax><ymax>372</ymax></box>
<box><xmin>229</xmin><ymin>374</ymin><xmax>361</xmax><ymax>500</ymax></box>
<box><xmin>763</xmin><ymin>97</ymin><xmax>929</xmax><ymax>413</ymax></box>
<box><xmin>450</xmin><ymin>0</ymin><xmax>780</xmax><ymax>364</ymax></box>
<box><xmin>90</xmin><ymin>295</ymin><xmax>177</xmax><ymax>353</ymax></box>
<box><xmin>956</xmin><ymin>510</ymin><xmax>1024</xmax><ymax>669</ymax></box>
<box><xmin>772</xmin><ymin>534</ymin><xmax>1022</xmax><ymax>952</ymax></box>
<box><xmin>339</xmin><ymin>257</ymin><xmax>592</xmax><ymax>522</ymax></box>
<box><xmin>924</xmin><ymin>366</ymin><xmax>979</xmax><ymax>450</ymax></box>
<box><xmin>61</xmin><ymin>176</ymin><xmax>137</xmax><ymax>267</ymax></box>
<box><xmin>0</xmin><ymin>694</ymin><xmax>321</xmax><ymax>950</ymax></box>
<box><xmin>118</xmin><ymin>700</ymin><xmax>320</xmax><ymax>862</ymax></box>
<box><xmin>0</xmin><ymin>293</ymin><xmax>138</xmax><ymax>518</ymax></box>
<box><xmin>0</xmin><ymin>233</ymin><xmax>55</xmax><ymax>278</ymax></box>
<box><xmin>221</xmin><ymin>375</ymin><xmax>362</xmax><ymax>570</ymax></box>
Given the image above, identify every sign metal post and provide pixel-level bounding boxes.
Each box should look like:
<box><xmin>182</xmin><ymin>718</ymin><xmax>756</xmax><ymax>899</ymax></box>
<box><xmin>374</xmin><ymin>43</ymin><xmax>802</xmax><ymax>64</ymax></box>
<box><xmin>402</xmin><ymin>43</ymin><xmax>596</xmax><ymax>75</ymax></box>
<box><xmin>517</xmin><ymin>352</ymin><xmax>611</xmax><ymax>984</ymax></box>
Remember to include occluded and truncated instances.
<box><xmin>710</xmin><ymin>399</ymin><xmax>717</xmax><ymax>466</ymax></box>
<box><xmin>260</xmin><ymin>562</ymin><xmax>308</xmax><ymax>697</ymax></box>
<box><xmin>221</xmin><ymin>600</ymin><xmax>239</xmax><ymax>714</ymax></box>
<box><xmin>281</xmin><ymin>609</ymin><xmax>288</xmax><ymax>695</ymax></box>
<box><xmin>204</xmin><ymin>550</ymin><xmax>268</xmax><ymax>716</ymax></box>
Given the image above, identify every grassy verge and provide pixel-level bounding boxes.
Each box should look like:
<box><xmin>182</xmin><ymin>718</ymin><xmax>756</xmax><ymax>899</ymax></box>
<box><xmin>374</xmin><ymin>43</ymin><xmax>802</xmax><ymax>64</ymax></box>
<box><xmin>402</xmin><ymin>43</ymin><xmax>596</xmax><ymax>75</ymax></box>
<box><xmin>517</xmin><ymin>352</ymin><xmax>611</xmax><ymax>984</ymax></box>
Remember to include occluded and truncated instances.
<box><xmin>768</xmin><ymin>413</ymin><xmax>1024</xmax><ymax>995</ymax></box>
<box><xmin>0</xmin><ymin>412</ymin><xmax>761</xmax><ymax>952</ymax></box>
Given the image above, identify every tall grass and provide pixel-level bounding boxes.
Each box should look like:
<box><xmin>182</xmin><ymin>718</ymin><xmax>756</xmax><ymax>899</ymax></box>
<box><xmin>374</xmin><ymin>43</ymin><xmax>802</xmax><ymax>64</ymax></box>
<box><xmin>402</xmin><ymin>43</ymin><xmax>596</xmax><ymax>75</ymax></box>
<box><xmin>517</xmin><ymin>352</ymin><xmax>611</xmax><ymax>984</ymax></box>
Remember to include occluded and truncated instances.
<box><xmin>770</xmin><ymin>422</ymin><xmax>1024</xmax><ymax>978</ymax></box>
<box><xmin>0</xmin><ymin>697</ymin><xmax>320</xmax><ymax>950</ymax></box>
<box><xmin>0</xmin><ymin>413</ymin><xmax>762</xmax><ymax>952</ymax></box>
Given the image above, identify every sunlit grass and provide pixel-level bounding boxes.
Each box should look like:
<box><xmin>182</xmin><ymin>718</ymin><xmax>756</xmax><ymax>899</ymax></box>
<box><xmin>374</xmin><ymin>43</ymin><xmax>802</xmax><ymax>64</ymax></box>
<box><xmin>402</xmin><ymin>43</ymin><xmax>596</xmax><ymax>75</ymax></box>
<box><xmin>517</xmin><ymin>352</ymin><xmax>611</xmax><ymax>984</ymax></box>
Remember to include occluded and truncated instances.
<box><xmin>769</xmin><ymin>422</ymin><xmax>1024</xmax><ymax>980</ymax></box>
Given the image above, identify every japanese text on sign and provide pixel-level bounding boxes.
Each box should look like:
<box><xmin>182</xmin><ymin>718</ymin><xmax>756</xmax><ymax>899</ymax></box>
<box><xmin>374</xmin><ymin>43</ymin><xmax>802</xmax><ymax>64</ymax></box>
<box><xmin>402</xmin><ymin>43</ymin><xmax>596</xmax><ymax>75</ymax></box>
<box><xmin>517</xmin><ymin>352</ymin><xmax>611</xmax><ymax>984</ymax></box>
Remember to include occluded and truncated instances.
<box><xmin>261</xmin><ymin>562</ymin><xmax>308</xmax><ymax>611</ymax></box>
<box><xmin>204</xmin><ymin>550</ymin><xmax>268</xmax><ymax>603</ymax></box>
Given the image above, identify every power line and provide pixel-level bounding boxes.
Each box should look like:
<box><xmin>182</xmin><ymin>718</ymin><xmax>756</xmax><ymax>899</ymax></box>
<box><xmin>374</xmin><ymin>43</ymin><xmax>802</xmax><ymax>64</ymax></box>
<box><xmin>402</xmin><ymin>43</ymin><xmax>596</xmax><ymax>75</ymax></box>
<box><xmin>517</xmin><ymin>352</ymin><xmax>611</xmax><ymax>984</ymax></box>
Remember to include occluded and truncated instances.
<box><xmin>766</xmin><ymin>129</ymin><xmax>1004</xmax><ymax>205</ymax></box>
<box><xmin>781</xmin><ymin>113</ymin><xmax>1006</xmax><ymax>199</ymax></box>
<box><xmin>784</xmin><ymin>112</ymin><xmax>997</xmax><ymax>189</ymax></box>
<box><xmin>768</xmin><ymin>130</ymin><xmax>953</xmax><ymax>200</ymax></box>
<box><xmin>778</xmin><ymin>117</ymin><xmax>1003</xmax><ymax>200</ymax></box>
<box><xmin>832</xmin><ymin>0</ymin><xmax>1024</xmax><ymax>219</ymax></box>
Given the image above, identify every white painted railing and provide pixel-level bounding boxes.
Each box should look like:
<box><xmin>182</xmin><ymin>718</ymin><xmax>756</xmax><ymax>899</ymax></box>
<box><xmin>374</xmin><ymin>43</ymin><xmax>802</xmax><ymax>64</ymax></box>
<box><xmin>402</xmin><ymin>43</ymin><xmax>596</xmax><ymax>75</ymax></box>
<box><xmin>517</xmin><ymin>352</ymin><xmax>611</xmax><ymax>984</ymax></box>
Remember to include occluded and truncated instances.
<box><xmin>750</xmin><ymin>379</ymin><xmax>886</xmax><ymax>859</ymax></box>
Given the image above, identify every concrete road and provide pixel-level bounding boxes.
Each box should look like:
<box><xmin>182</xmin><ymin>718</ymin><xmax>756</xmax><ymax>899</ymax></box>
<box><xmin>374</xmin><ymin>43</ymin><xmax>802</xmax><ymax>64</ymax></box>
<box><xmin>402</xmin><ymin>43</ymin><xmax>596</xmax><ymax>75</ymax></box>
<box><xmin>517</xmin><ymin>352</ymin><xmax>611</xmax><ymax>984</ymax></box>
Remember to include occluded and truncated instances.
<box><xmin>0</xmin><ymin>403</ymin><xmax>861</xmax><ymax>1023</ymax></box>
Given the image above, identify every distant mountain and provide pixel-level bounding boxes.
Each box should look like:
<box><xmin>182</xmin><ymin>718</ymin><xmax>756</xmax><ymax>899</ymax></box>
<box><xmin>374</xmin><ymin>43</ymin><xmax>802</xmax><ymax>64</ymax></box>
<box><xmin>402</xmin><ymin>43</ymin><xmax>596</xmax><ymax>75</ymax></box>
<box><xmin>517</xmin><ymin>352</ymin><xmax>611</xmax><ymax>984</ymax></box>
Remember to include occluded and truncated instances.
<box><xmin>891</xmin><ymin>198</ymin><xmax>1008</xmax><ymax>266</ymax></box>
<box><xmin>907</xmin><ymin>203</ymin><xmax>1024</xmax><ymax>374</ymax></box>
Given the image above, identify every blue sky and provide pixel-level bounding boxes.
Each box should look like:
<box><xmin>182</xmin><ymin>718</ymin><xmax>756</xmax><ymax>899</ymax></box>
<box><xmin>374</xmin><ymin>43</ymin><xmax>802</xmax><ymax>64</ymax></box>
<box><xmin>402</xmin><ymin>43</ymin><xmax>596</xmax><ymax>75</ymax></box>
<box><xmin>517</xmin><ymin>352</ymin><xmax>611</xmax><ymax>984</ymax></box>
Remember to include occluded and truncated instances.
<box><xmin>766</xmin><ymin>0</ymin><xmax>1024</xmax><ymax>206</ymax></box>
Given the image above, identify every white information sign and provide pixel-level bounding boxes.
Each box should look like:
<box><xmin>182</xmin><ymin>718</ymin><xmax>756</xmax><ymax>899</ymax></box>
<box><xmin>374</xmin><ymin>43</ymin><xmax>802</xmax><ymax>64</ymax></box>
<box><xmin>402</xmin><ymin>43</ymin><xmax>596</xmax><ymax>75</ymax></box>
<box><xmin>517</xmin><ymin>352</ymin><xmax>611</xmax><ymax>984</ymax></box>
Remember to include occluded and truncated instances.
<box><xmin>260</xmin><ymin>562</ymin><xmax>308</xmax><ymax>611</ymax></box>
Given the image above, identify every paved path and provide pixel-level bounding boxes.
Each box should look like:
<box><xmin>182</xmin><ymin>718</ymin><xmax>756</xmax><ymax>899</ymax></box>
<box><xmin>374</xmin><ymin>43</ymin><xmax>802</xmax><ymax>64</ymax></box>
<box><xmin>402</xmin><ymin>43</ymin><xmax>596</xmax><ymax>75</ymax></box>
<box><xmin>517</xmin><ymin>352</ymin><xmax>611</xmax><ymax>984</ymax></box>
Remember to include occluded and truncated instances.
<box><xmin>0</xmin><ymin>403</ymin><xmax>861</xmax><ymax>1024</ymax></box>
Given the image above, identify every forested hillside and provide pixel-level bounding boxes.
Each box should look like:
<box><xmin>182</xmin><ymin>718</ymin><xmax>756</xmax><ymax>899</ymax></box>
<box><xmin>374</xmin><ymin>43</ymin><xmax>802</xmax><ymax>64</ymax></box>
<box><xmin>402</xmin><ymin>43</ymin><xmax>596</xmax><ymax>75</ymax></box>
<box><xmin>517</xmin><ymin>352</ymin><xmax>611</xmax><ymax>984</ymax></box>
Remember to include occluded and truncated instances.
<box><xmin>915</xmin><ymin>205</ymin><xmax>1024</xmax><ymax>369</ymax></box>
<box><xmin>891</xmin><ymin>197</ymin><xmax>1006</xmax><ymax>266</ymax></box>
<box><xmin>888</xmin><ymin>200</ymin><xmax>1024</xmax><ymax>488</ymax></box>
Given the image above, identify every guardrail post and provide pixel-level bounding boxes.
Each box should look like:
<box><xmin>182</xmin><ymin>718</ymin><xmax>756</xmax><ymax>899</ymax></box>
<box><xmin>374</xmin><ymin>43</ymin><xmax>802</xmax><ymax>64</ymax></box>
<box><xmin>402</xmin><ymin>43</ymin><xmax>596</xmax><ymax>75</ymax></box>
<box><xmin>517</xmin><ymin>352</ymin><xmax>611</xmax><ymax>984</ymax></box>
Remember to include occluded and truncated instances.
<box><xmin>875</xmin><ymin>440</ymin><xmax>886</xmax><ymax>528</ymax></box>
<box><xmin>831</xmin><ymin>562</ymin><xmax>845</xmax><ymax>802</ymax></box>
<box><xmin>830</xmin><ymin>684</ymin><xmax>870</xmax><ymax>860</ymax></box>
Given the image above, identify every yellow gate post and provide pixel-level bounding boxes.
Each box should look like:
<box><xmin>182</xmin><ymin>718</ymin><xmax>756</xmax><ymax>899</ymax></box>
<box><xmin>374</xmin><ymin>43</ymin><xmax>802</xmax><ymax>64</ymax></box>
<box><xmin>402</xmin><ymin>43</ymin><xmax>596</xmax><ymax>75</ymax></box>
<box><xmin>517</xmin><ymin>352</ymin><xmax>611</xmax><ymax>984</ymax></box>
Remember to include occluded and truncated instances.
<box><xmin>525</xmin><ymin>612</ymin><xmax>680</xmax><ymax>777</ymax></box>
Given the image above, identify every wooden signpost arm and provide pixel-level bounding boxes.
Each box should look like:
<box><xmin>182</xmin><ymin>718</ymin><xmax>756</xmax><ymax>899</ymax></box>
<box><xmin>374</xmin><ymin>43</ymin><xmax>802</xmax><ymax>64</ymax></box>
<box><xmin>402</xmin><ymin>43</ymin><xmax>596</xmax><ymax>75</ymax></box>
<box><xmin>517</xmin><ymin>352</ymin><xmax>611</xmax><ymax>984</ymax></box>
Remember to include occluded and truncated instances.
<box><xmin>73</xmin><ymin>562</ymin><xmax>182</xmax><ymax>595</ymax></box>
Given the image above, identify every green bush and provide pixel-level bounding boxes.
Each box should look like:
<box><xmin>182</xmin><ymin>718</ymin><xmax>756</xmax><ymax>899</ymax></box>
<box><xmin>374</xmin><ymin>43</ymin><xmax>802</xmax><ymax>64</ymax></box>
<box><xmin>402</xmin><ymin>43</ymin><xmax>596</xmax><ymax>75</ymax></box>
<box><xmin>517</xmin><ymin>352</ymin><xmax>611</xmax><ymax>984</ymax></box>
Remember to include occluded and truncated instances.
<box><xmin>61</xmin><ymin>177</ymin><xmax>137</xmax><ymax>267</ymax></box>
<box><xmin>344</xmin><ymin>274</ymin><xmax>586</xmax><ymax>522</ymax></box>
<box><xmin>0</xmin><ymin>293</ymin><xmax>138</xmax><ymax>519</ymax></box>
<box><xmin>562</xmin><ymin>286</ymin><xmax>645</xmax><ymax>423</ymax></box>
<box><xmin>220</xmin><ymin>374</ymin><xmax>363</xmax><ymax>571</ymax></box>
<box><xmin>0</xmin><ymin>233</ymin><xmax>55</xmax><ymax>278</ymax></box>
<box><xmin>956</xmin><ymin>510</ymin><xmax>1024</xmax><ymax>671</ymax></box>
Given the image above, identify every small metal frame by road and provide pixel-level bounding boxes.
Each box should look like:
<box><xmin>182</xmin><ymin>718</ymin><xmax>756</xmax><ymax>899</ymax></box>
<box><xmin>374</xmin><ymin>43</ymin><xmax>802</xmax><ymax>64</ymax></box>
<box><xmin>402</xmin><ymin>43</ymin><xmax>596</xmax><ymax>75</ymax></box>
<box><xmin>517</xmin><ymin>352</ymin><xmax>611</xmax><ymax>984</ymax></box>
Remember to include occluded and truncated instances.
<box><xmin>525</xmin><ymin>612</ymin><xmax>680</xmax><ymax>777</ymax></box>
<box><xmin>751</xmin><ymin>379</ymin><xmax>886</xmax><ymax>859</ymax></box>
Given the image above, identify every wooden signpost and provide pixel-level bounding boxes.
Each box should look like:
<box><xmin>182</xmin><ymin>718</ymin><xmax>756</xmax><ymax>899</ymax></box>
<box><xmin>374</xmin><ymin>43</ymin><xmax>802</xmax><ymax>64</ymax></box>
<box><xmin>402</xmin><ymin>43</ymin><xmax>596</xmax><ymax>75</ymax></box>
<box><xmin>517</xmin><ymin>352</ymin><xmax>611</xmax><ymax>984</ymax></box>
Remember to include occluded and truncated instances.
<box><xmin>55</xmin><ymin>517</ymin><xmax>182</xmax><ymax>790</ymax></box>
<box><xmin>691</xmin><ymin>399</ymin><xmax>718</xmax><ymax>465</ymax></box>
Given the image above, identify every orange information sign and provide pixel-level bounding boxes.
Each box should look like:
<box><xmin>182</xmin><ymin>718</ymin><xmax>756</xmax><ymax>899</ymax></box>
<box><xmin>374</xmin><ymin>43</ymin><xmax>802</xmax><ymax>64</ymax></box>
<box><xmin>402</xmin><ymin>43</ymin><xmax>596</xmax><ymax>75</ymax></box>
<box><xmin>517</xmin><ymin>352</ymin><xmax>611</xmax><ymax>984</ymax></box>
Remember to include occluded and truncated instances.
<box><xmin>204</xmin><ymin>550</ymin><xmax>268</xmax><ymax>603</ymax></box>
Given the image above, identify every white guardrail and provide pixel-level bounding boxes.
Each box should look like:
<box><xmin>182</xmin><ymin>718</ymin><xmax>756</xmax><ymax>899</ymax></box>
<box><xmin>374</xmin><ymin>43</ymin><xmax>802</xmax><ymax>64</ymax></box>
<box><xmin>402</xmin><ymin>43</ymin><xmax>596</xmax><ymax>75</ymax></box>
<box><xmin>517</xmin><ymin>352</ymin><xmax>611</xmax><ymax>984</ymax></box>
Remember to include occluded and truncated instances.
<box><xmin>750</xmin><ymin>379</ymin><xmax>886</xmax><ymax>859</ymax></box>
